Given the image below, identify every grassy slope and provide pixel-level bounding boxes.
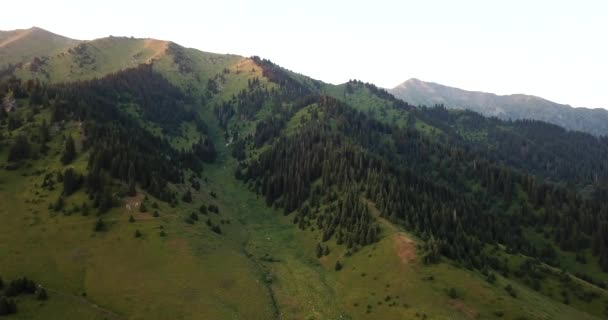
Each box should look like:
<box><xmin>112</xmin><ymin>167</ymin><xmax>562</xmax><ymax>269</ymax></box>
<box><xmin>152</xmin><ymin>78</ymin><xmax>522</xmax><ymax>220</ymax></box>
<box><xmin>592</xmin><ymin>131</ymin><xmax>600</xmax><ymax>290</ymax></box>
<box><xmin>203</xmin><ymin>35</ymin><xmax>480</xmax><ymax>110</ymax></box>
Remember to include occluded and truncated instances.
<box><xmin>0</xmin><ymin>27</ymin><xmax>81</xmax><ymax>68</ymax></box>
<box><xmin>12</xmin><ymin>37</ymin><xmax>170</xmax><ymax>82</ymax></box>
<box><xmin>321</xmin><ymin>83</ymin><xmax>439</xmax><ymax>135</ymax></box>
<box><xmin>199</xmin><ymin>68</ymin><xmax>608</xmax><ymax>319</ymax></box>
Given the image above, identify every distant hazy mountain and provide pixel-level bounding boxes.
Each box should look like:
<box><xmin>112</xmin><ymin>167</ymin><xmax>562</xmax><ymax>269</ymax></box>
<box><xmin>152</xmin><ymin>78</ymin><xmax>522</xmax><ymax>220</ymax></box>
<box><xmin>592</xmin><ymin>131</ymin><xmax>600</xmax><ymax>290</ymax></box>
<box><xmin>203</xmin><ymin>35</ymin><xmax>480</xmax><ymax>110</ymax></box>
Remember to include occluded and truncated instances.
<box><xmin>389</xmin><ymin>78</ymin><xmax>608</xmax><ymax>136</ymax></box>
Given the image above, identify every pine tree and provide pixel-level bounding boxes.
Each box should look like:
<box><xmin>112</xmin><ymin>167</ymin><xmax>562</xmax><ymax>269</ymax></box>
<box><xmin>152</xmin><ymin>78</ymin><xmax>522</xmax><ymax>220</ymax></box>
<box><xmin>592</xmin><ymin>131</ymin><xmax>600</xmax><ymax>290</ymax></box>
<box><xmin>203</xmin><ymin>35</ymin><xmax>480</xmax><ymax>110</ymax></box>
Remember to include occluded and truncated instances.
<box><xmin>7</xmin><ymin>134</ymin><xmax>30</xmax><ymax>162</ymax></box>
<box><xmin>135</xmin><ymin>230</ymin><xmax>142</xmax><ymax>238</ymax></box>
<box><xmin>39</xmin><ymin>120</ymin><xmax>50</xmax><ymax>143</ymax></box>
<box><xmin>127</xmin><ymin>163</ymin><xmax>136</xmax><ymax>196</ymax></box>
<box><xmin>182</xmin><ymin>189</ymin><xmax>193</xmax><ymax>203</ymax></box>
<box><xmin>62</xmin><ymin>168</ymin><xmax>82</xmax><ymax>196</ymax></box>
<box><xmin>190</xmin><ymin>212</ymin><xmax>199</xmax><ymax>221</ymax></box>
<box><xmin>61</xmin><ymin>136</ymin><xmax>76</xmax><ymax>165</ymax></box>
<box><xmin>36</xmin><ymin>288</ymin><xmax>48</xmax><ymax>301</ymax></box>
<box><xmin>0</xmin><ymin>297</ymin><xmax>17</xmax><ymax>315</ymax></box>
<box><xmin>335</xmin><ymin>260</ymin><xmax>343</xmax><ymax>271</ymax></box>
<box><xmin>316</xmin><ymin>243</ymin><xmax>323</xmax><ymax>258</ymax></box>
<box><xmin>94</xmin><ymin>218</ymin><xmax>106</xmax><ymax>232</ymax></box>
<box><xmin>129</xmin><ymin>215</ymin><xmax>135</xmax><ymax>223</ymax></box>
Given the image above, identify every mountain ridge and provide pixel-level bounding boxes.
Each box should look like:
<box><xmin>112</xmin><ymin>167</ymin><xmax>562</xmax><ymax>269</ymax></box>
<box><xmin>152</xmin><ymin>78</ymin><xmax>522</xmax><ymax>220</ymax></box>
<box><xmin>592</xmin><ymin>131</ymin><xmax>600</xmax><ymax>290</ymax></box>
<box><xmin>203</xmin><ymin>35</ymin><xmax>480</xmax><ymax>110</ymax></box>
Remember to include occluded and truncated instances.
<box><xmin>0</xmin><ymin>26</ymin><xmax>81</xmax><ymax>68</ymax></box>
<box><xmin>389</xmin><ymin>78</ymin><xmax>608</xmax><ymax>136</ymax></box>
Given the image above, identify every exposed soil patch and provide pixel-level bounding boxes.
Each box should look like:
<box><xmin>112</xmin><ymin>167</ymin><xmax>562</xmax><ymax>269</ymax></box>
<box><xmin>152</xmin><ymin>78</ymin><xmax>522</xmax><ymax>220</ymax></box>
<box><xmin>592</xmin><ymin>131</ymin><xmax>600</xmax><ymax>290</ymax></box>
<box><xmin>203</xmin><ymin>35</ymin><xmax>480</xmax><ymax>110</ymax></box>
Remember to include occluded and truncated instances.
<box><xmin>449</xmin><ymin>299</ymin><xmax>479</xmax><ymax>319</ymax></box>
<box><xmin>124</xmin><ymin>193</ymin><xmax>144</xmax><ymax>212</ymax></box>
<box><xmin>393</xmin><ymin>233</ymin><xmax>416</xmax><ymax>266</ymax></box>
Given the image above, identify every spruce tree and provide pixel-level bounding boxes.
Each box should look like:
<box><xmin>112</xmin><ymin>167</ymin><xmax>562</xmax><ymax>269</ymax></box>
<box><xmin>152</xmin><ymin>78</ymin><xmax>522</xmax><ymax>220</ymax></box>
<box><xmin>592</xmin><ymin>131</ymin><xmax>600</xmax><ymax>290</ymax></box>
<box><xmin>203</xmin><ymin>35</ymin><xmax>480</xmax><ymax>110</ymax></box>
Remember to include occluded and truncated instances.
<box><xmin>335</xmin><ymin>260</ymin><xmax>343</xmax><ymax>271</ymax></box>
<box><xmin>61</xmin><ymin>136</ymin><xmax>76</xmax><ymax>165</ymax></box>
<box><xmin>182</xmin><ymin>189</ymin><xmax>193</xmax><ymax>203</ymax></box>
<box><xmin>94</xmin><ymin>218</ymin><xmax>105</xmax><ymax>232</ymax></box>
<box><xmin>36</xmin><ymin>288</ymin><xmax>48</xmax><ymax>300</ymax></box>
<box><xmin>127</xmin><ymin>163</ymin><xmax>136</xmax><ymax>196</ymax></box>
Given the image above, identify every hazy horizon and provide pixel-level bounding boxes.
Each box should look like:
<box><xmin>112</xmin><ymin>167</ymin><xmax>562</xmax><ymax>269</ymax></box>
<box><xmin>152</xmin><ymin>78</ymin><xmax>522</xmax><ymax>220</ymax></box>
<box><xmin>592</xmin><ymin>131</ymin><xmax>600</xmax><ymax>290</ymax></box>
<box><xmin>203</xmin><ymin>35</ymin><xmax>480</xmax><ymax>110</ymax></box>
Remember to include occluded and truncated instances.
<box><xmin>3</xmin><ymin>0</ymin><xmax>607</xmax><ymax>109</ymax></box>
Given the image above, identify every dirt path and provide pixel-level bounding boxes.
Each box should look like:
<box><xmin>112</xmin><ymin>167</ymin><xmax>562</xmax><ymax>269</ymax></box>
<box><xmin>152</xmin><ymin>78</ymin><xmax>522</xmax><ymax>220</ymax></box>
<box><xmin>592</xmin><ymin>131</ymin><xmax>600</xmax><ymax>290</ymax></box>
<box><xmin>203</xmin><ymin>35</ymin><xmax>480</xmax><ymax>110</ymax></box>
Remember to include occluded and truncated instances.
<box><xmin>449</xmin><ymin>299</ymin><xmax>479</xmax><ymax>319</ymax></box>
<box><xmin>43</xmin><ymin>286</ymin><xmax>122</xmax><ymax>319</ymax></box>
<box><xmin>393</xmin><ymin>233</ymin><xmax>417</xmax><ymax>266</ymax></box>
<box><xmin>362</xmin><ymin>198</ymin><xmax>418</xmax><ymax>267</ymax></box>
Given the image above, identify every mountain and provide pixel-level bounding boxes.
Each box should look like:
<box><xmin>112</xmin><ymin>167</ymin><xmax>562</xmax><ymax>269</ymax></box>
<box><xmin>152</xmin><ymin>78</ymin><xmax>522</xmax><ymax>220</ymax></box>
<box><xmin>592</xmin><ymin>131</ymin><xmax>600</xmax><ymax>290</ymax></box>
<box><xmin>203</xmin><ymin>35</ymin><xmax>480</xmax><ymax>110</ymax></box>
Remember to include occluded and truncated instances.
<box><xmin>1</xmin><ymin>27</ymin><xmax>608</xmax><ymax>320</ymax></box>
<box><xmin>0</xmin><ymin>27</ymin><xmax>81</xmax><ymax>68</ymax></box>
<box><xmin>389</xmin><ymin>78</ymin><xmax>608</xmax><ymax>136</ymax></box>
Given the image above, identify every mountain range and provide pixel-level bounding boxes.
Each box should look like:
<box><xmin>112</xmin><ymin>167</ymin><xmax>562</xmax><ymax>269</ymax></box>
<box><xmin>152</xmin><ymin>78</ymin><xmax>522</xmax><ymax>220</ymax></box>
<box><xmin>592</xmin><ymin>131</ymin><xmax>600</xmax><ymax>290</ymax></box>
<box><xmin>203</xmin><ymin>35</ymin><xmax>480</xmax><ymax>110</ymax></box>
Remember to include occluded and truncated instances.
<box><xmin>390</xmin><ymin>78</ymin><xmax>608</xmax><ymax>136</ymax></box>
<box><xmin>1</xmin><ymin>27</ymin><xmax>608</xmax><ymax>320</ymax></box>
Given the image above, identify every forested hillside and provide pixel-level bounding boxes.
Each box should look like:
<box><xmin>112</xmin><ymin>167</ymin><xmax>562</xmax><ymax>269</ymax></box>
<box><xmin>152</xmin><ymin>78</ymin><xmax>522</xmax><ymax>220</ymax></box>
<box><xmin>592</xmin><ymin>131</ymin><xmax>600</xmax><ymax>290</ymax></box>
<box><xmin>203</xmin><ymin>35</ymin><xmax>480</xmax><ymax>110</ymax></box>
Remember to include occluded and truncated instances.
<box><xmin>1</xmin><ymin>28</ymin><xmax>607</xmax><ymax>320</ymax></box>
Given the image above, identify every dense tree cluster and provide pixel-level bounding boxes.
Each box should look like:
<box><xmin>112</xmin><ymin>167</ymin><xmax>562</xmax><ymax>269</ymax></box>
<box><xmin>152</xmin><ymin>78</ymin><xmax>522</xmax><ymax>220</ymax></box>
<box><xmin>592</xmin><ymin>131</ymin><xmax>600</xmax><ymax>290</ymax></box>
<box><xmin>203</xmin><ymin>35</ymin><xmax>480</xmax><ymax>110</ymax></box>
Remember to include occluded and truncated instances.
<box><xmin>1</xmin><ymin>66</ymin><xmax>216</xmax><ymax>206</ymax></box>
<box><xmin>0</xmin><ymin>276</ymin><xmax>45</xmax><ymax>316</ymax></box>
<box><xmin>234</xmin><ymin>84</ymin><xmax>608</xmax><ymax>271</ymax></box>
<box><xmin>413</xmin><ymin>106</ymin><xmax>608</xmax><ymax>188</ymax></box>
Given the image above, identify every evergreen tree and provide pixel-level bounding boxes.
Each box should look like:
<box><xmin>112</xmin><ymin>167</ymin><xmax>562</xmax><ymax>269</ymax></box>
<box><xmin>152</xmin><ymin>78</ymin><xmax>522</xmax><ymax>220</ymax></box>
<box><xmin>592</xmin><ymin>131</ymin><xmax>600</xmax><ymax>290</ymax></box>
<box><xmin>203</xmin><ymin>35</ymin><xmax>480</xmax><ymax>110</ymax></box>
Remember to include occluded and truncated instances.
<box><xmin>7</xmin><ymin>134</ymin><xmax>30</xmax><ymax>162</ymax></box>
<box><xmin>62</xmin><ymin>168</ymin><xmax>82</xmax><ymax>196</ymax></box>
<box><xmin>182</xmin><ymin>189</ymin><xmax>193</xmax><ymax>203</ymax></box>
<box><xmin>94</xmin><ymin>218</ymin><xmax>106</xmax><ymax>232</ymax></box>
<box><xmin>189</xmin><ymin>212</ymin><xmax>199</xmax><ymax>221</ymax></box>
<box><xmin>335</xmin><ymin>260</ymin><xmax>343</xmax><ymax>271</ymax></box>
<box><xmin>127</xmin><ymin>163</ymin><xmax>136</xmax><ymax>196</ymax></box>
<box><xmin>36</xmin><ymin>288</ymin><xmax>48</xmax><ymax>301</ymax></box>
<box><xmin>0</xmin><ymin>297</ymin><xmax>17</xmax><ymax>315</ymax></box>
<box><xmin>61</xmin><ymin>136</ymin><xmax>76</xmax><ymax>165</ymax></box>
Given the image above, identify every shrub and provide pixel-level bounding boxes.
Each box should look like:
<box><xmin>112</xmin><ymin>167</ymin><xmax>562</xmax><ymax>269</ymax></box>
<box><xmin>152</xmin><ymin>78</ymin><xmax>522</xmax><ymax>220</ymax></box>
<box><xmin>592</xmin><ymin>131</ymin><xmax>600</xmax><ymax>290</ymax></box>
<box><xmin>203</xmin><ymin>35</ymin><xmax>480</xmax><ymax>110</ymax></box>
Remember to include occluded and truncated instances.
<box><xmin>94</xmin><ymin>218</ymin><xmax>106</xmax><ymax>232</ymax></box>
<box><xmin>335</xmin><ymin>260</ymin><xmax>343</xmax><ymax>271</ymax></box>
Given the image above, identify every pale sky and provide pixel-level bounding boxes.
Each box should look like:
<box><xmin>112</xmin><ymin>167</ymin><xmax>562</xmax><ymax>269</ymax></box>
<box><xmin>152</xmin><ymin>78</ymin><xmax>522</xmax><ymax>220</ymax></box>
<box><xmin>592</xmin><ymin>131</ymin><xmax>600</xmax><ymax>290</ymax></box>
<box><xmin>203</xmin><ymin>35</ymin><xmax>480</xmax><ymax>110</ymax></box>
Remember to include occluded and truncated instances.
<box><xmin>3</xmin><ymin>0</ymin><xmax>608</xmax><ymax>109</ymax></box>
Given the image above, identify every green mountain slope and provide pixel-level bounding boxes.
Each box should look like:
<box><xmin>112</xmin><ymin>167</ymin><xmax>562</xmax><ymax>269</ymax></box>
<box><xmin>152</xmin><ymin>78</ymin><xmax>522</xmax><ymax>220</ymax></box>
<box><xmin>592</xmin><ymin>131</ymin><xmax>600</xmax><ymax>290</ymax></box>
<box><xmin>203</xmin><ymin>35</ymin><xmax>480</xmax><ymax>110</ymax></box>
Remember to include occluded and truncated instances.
<box><xmin>0</xmin><ymin>27</ymin><xmax>81</xmax><ymax>69</ymax></box>
<box><xmin>0</xmin><ymin>28</ymin><xmax>607</xmax><ymax>320</ymax></box>
<box><xmin>389</xmin><ymin>78</ymin><xmax>608</xmax><ymax>136</ymax></box>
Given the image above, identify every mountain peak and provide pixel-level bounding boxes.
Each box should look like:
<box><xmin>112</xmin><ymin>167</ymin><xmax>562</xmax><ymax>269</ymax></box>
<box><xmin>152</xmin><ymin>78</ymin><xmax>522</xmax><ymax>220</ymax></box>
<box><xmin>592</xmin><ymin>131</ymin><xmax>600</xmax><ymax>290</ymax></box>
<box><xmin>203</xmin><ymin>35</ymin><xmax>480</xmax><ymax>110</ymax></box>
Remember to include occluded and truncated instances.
<box><xmin>398</xmin><ymin>78</ymin><xmax>425</xmax><ymax>87</ymax></box>
<box><xmin>0</xmin><ymin>26</ymin><xmax>81</xmax><ymax>68</ymax></box>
